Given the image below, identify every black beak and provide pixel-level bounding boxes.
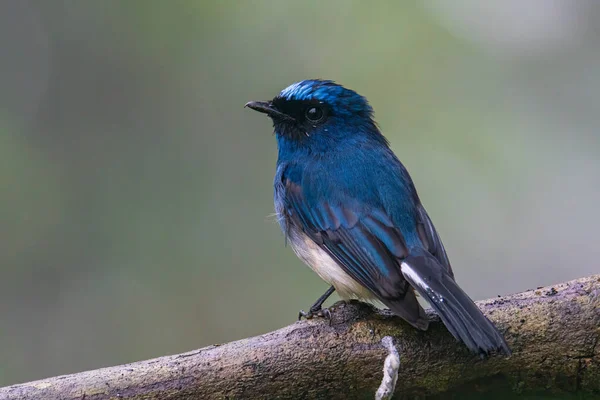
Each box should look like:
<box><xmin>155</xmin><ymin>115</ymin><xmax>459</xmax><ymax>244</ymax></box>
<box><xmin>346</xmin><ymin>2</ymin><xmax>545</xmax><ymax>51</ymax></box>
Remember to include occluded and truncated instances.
<box><xmin>245</xmin><ymin>101</ymin><xmax>295</xmax><ymax>122</ymax></box>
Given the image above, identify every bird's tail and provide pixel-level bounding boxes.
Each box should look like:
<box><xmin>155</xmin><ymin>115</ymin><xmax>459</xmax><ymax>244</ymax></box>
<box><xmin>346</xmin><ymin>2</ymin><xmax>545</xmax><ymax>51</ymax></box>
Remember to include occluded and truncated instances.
<box><xmin>401</xmin><ymin>248</ymin><xmax>511</xmax><ymax>356</ymax></box>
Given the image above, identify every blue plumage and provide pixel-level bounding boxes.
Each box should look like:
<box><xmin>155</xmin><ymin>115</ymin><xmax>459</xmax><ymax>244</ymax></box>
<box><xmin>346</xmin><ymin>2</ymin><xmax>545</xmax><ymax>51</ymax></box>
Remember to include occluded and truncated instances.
<box><xmin>246</xmin><ymin>80</ymin><xmax>510</xmax><ymax>356</ymax></box>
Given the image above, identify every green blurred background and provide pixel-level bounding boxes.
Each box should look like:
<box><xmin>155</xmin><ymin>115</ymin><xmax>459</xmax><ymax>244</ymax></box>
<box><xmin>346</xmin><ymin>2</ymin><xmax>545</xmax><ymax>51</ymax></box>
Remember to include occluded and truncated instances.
<box><xmin>1</xmin><ymin>0</ymin><xmax>599</xmax><ymax>390</ymax></box>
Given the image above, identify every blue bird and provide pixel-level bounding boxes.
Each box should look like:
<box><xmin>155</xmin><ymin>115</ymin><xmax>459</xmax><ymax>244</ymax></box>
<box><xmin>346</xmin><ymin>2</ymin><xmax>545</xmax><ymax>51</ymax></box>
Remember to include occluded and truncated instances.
<box><xmin>246</xmin><ymin>80</ymin><xmax>511</xmax><ymax>355</ymax></box>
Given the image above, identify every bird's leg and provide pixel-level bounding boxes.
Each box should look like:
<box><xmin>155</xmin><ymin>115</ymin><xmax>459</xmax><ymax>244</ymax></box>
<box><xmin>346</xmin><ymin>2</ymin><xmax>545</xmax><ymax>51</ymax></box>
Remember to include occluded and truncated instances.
<box><xmin>308</xmin><ymin>285</ymin><xmax>335</xmax><ymax>314</ymax></box>
<box><xmin>298</xmin><ymin>286</ymin><xmax>335</xmax><ymax>320</ymax></box>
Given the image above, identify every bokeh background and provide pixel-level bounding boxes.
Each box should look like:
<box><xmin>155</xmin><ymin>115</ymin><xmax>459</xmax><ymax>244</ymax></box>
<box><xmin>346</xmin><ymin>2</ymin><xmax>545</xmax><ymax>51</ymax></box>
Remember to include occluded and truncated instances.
<box><xmin>1</xmin><ymin>0</ymin><xmax>599</xmax><ymax>389</ymax></box>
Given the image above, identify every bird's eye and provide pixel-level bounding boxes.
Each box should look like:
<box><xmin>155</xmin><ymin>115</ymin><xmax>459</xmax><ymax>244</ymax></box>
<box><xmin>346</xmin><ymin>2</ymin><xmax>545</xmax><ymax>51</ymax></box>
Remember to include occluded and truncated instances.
<box><xmin>305</xmin><ymin>106</ymin><xmax>325</xmax><ymax>123</ymax></box>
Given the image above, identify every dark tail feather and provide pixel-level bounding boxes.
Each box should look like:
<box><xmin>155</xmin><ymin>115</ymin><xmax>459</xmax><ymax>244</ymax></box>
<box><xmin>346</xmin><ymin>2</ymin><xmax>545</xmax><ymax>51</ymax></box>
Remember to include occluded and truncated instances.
<box><xmin>382</xmin><ymin>289</ymin><xmax>430</xmax><ymax>331</ymax></box>
<box><xmin>401</xmin><ymin>249</ymin><xmax>511</xmax><ymax>356</ymax></box>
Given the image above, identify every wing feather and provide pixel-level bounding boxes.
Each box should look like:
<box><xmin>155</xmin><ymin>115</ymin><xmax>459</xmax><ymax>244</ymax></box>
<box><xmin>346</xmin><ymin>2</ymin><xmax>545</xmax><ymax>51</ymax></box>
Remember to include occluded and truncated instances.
<box><xmin>283</xmin><ymin>179</ymin><xmax>412</xmax><ymax>302</ymax></box>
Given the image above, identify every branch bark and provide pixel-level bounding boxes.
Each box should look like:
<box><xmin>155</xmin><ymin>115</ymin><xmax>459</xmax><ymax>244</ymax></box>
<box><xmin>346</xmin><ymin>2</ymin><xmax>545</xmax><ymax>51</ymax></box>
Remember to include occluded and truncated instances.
<box><xmin>1</xmin><ymin>275</ymin><xmax>599</xmax><ymax>399</ymax></box>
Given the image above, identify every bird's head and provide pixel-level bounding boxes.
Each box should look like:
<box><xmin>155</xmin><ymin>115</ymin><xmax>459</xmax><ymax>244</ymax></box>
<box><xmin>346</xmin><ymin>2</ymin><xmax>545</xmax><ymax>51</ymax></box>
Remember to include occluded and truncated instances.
<box><xmin>246</xmin><ymin>80</ymin><xmax>387</xmax><ymax>151</ymax></box>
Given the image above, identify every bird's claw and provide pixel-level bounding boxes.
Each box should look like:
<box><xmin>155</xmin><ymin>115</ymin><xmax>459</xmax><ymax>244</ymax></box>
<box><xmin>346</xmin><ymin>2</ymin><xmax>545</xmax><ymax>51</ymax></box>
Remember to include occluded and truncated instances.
<box><xmin>298</xmin><ymin>310</ymin><xmax>310</xmax><ymax>320</ymax></box>
<box><xmin>298</xmin><ymin>307</ymin><xmax>332</xmax><ymax>321</ymax></box>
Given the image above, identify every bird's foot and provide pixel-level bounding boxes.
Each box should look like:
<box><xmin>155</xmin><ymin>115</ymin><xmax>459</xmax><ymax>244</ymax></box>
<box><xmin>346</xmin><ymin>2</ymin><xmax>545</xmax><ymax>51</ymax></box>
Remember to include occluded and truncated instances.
<box><xmin>298</xmin><ymin>306</ymin><xmax>332</xmax><ymax>321</ymax></box>
<box><xmin>298</xmin><ymin>286</ymin><xmax>336</xmax><ymax>321</ymax></box>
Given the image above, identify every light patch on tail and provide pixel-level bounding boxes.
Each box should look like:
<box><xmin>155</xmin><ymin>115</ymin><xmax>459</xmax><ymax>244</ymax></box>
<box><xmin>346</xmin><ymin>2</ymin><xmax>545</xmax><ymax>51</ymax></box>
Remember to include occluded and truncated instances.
<box><xmin>400</xmin><ymin>262</ymin><xmax>430</xmax><ymax>291</ymax></box>
<box><xmin>401</xmin><ymin>261</ymin><xmax>446</xmax><ymax>306</ymax></box>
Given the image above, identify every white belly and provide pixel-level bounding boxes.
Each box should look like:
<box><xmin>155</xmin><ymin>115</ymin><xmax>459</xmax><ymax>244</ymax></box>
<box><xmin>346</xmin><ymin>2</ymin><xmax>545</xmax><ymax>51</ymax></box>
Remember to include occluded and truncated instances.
<box><xmin>290</xmin><ymin>231</ymin><xmax>374</xmax><ymax>300</ymax></box>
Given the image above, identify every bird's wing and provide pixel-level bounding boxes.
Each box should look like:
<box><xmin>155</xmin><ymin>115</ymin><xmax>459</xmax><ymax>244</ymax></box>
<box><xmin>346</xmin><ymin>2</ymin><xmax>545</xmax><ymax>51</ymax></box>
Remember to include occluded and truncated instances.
<box><xmin>283</xmin><ymin>178</ymin><xmax>429</xmax><ymax>329</ymax></box>
<box><xmin>415</xmin><ymin>205</ymin><xmax>453</xmax><ymax>277</ymax></box>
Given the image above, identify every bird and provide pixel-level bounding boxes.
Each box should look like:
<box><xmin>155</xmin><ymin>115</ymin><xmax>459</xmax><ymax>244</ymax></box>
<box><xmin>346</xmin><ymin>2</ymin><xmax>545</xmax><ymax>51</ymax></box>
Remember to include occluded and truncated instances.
<box><xmin>245</xmin><ymin>79</ymin><xmax>511</xmax><ymax>356</ymax></box>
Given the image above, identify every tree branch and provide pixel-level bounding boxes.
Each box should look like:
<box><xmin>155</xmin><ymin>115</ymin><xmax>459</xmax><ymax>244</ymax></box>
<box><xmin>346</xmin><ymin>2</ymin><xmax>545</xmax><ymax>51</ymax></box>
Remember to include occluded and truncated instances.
<box><xmin>1</xmin><ymin>275</ymin><xmax>599</xmax><ymax>399</ymax></box>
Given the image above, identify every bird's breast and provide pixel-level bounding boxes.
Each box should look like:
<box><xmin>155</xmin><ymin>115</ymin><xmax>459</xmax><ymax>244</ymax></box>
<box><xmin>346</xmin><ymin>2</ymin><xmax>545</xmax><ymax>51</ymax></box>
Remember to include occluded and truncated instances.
<box><xmin>285</xmin><ymin>224</ymin><xmax>373</xmax><ymax>300</ymax></box>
